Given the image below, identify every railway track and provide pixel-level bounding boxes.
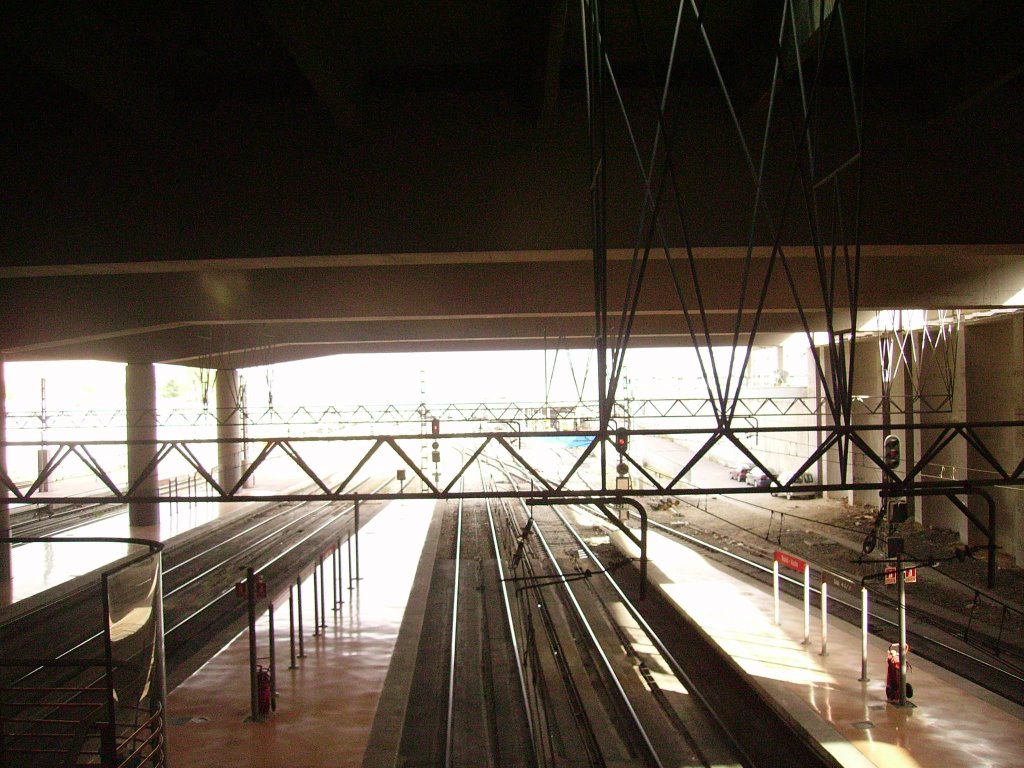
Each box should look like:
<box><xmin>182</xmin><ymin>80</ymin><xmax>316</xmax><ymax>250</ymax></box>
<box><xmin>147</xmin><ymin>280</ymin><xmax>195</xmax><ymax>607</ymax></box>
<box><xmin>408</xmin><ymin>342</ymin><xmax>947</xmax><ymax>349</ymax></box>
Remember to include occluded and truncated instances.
<box><xmin>562</xmin><ymin>442</ymin><xmax>1024</xmax><ymax>702</ymax></box>
<box><xmin>485</xmin><ymin>455</ymin><xmax>850</xmax><ymax>767</ymax></box>
<box><xmin>0</xmin><ymin>475</ymin><xmax>391</xmax><ymax>765</ymax></box>
<box><xmin>9</xmin><ymin>502</ymin><xmax>127</xmax><ymax>540</ymax></box>
<box><xmin>393</xmin><ymin>455</ymin><xmax>816</xmax><ymax>767</ymax></box>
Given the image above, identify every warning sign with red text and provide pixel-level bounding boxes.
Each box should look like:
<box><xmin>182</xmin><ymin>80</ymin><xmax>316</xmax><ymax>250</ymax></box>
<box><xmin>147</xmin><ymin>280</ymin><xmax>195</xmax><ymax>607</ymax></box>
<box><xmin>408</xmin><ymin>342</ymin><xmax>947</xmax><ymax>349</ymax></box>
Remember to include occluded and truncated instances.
<box><xmin>774</xmin><ymin>549</ymin><xmax>807</xmax><ymax>573</ymax></box>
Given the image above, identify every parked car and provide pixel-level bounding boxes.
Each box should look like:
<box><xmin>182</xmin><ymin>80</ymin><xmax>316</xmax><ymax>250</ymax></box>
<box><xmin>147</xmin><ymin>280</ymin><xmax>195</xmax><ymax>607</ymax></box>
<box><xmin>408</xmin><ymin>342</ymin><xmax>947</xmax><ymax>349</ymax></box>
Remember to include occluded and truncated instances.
<box><xmin>746</xmin><ymin>467</ymin><xmax>773</xmax><ymax>487</ymax></box>
<box><xmin>771</xmin><ymin>471</ymin><xmax>818</xmax><ymax>499</ymax></box>
<box><xmin>729</xmin><ymin>464</ymin><xmax>752</xmax><ymax>482</ymax></box>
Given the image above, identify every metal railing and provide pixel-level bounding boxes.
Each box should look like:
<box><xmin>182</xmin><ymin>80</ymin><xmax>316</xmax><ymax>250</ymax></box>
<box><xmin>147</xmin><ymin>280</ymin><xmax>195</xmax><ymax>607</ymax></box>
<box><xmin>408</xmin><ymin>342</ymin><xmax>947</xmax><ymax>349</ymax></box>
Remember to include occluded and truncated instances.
<box><xmin>0</xmin><ymin>537</ymin><xmax>166</xmax><ymax>767</ymax></box>
<box><xmin>0</xmin><ymin>662</ymin><xmax>165</xmax><ymax>767</ymax></box>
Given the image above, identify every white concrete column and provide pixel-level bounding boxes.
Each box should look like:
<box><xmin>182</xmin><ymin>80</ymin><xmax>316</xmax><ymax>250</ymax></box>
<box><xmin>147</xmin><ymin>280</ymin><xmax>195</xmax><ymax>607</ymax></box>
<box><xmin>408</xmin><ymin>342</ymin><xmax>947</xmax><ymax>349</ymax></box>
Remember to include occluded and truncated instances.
<box><xmin>813</xmin><ymin>343</ymin><xmax>854</xmax><ymax>503</ymax></box>
<box><xmin>0</xmin><ymin>357</ymin><xmax>10</xmax><ymax>581</ymax></box>
<box><xmin>965</xmin><ymin>315</ymin><xmax>1024</xmax><ymax>565</ymax></box>
<box><xmin>126</xmin><ymin>363</ymin><xmax>160</xmax><ymax>528</ymax></box>
<box><xmin>919</xmin><ymin>325</ymin><xmax>968</xmax><ymax>539</ymax></box>
<box><xmin>849</xmin><ymin>338</ymin><xmax>888</xmax><ymax>508</ymax></box>
<box><xmin>216</xmin><ymin>369</ymin><xmax>242</xmax><ymax>492</ymax></box>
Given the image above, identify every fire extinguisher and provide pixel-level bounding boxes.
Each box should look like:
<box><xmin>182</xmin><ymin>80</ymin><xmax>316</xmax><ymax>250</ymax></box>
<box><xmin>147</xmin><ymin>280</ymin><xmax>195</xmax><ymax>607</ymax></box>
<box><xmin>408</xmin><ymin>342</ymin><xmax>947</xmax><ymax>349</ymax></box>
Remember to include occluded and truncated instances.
<box><xmin>885</xmin><ymin>643</ymin><xmax>913</xmax><ymax>702</ymax></box>
<box><xmin>257</xmin><ymin>664</ymin><xmax>275</xmax><ymax>716</ymax></box>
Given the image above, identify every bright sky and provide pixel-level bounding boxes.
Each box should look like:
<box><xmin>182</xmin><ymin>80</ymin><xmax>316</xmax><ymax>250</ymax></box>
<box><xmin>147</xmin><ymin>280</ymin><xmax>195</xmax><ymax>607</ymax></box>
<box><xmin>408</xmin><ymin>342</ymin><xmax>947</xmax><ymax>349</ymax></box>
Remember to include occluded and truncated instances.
<box><xmin>2</xmin><ymin>345</ymin><xmax>802</xmax><ymax>414</ymax></box>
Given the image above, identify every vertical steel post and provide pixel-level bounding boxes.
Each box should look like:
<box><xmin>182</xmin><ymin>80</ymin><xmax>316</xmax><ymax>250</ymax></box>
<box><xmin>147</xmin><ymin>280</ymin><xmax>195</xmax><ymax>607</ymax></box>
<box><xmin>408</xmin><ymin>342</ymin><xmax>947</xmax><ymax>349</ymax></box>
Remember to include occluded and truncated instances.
<box><xmin>288</xmin><ymin>586</ymin><xmax>297</xmax><ymax>669</ymax></box>
<box><xmin>347</xmin><ymin>536</ymin><xmax>353</xmax><ymax>589</ymax></box>
<box><xmin>987</xmin><ymin>496</ymin><xmax>997</xmax><ymax>589</ymax></box>
<box><xmin>354</xmin><ymin>497</ymin><xmax>361</xmax><ymax>580</ymax></box>
<box><xmin>639</xmin><ymin>508</ymin><xmax>647</xmax><ymax>600</ymax></box>
<box><xmin>334</xmin><ymin>537</ymin><xmax>342</xmax><ymax>609</ymax></box>
<box><xmin>246</xmin><ymin>567</ymin><xmax>259</xmax><ymax>722</ymax></box>
<box><xmin>100</xmin><ymin>573</ymin><xmax>118</xmax><ymax>765</ymax></box>
<box><xmin>819</xmin><ymin>581</ymin><xmax>829</xmax><ymax>656</ymax></box>
<box><xmin>268</xmin><ymin>602</ymin><xmax>276</xmax><ymax>709</ymax></box>
<box><xmin>772</xmin><ymin>560</ymin><xmax>780</xmax><ymax>625</ymax></box>
<box><xmin>897</xmin><ymin>556</ymin><xmax>908</xmax><ymax>706</ymax></box>
<box><xmin>312</xmin><ymin>565</ymin><xmax>320</xmax><ymax>637</ymax></box>
<box><xmin>296</xmin><ymin>574</ymin><xmax>305</xmax><ymax>658</ymax></box>
<box><xmin>318</xmin><ymin>555</ymin><xmax>327</xmax><ymax>628</ymax></box>
<box><xmin>152</xmin><ymin>553</ymin><xmax>169</xmax><ymax>767</ymax></box>
<box><xmin>859</xmin><ymin>587</ymin><xmax>869</xmax><ymax>681</ymax></box>
<box><xmin>802</xmin><ymin>563</ymin><xmax>811</xmax><ymax>644</ymax></box>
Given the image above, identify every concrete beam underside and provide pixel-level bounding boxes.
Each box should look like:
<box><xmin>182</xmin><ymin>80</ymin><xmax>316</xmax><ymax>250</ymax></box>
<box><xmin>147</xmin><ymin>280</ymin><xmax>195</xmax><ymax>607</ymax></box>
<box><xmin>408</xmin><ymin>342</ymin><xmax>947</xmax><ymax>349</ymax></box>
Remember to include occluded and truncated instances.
<box><xmin>0</xmin><ymin>245</ymin><xmax>1021</xmax><ymax>365</ymax></box>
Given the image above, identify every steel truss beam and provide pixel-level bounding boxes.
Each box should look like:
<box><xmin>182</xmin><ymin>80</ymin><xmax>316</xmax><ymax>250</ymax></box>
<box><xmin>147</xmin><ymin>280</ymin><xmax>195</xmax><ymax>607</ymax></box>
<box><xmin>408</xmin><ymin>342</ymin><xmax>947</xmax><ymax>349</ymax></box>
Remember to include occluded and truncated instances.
<box><xmin>2</xmin><ymin>421</ymin><xmax>1021</xmax><ymax>505</ymax></box>
<box><xmin>3</xmin><ymin>392</ymin><xmax>956</xmax><ymax>434</ymax></box>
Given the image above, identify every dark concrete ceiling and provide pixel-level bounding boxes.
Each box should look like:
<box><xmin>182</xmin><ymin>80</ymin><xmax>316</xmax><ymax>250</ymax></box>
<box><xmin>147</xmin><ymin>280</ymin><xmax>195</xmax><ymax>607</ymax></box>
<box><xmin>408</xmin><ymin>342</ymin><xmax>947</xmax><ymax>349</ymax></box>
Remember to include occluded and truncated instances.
<box><xmin>1</xmin><ymin>1</ymin><xmax>1021</xmax><ymax>366</ymax></box>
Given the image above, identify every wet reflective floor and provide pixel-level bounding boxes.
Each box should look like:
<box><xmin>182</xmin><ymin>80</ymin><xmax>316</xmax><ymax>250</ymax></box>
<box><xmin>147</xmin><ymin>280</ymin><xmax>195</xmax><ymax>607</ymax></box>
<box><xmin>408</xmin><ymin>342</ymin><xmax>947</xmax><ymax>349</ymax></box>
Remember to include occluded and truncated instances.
<box><xmin>615</xmin><ymin>529</ymin><xmax>1024</xmax><ymax>768</ymax></box>
<box><xmin>166</xmin><ymin>499</ymin><xmax>436</xmax><ymax>768</ymax></box>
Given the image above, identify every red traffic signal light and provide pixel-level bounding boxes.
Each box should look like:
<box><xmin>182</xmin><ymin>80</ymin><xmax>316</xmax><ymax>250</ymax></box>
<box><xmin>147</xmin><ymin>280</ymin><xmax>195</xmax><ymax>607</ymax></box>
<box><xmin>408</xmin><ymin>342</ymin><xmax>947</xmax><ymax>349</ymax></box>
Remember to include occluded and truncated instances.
<box><xmin>431</xmin><ymin>417</ymin><xmax>440</xmax><ymax>436</ymax></box>
<box><xmin>614</xmin><ymin>427</ymin><xmax>628</xmax><ymax>453</ymax></box>
<box><xmin>883</xmin><ymin>435</ymin><xmax>901</xmax><ymax>469</ymax></box>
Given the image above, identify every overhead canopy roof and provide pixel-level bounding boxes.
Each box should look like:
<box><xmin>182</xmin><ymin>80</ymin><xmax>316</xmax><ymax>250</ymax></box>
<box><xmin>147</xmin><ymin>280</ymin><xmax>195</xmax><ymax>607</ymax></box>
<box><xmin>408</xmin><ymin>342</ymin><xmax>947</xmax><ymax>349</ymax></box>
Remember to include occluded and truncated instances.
<box><xmin>1</xmin><ymin>1</ymin><xmax>1021</xmax><ymax>366</ymax></box>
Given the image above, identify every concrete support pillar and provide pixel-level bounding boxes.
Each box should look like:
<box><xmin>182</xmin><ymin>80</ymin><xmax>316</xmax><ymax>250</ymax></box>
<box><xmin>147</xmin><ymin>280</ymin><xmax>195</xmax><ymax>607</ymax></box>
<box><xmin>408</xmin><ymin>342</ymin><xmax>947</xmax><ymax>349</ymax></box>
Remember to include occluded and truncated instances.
<box><xmin>216</xmin><ymin>369</ymin><xmax>243</xmax><ymax>492</ymax></box>
<box><xmin>814</xmin><ymin>344</ymin><xmax>854</xmax><ymax>503</ymax></box>
<box><xmin>901</xmin><ymin>334</ymin><xmax>917</xmax><ymax>521</ymax></box>
<box><xmin>126</xmin><ymin>363</ymin><xmax>160</xmax><ymax>528</ymax></box>
<box><xmin>919</xmin><ymin>328</ymin><xmax>969</xmax><ymax>540</ymax></box>
<box><xmin>849</xmin><ymin>339</ymin><xmax>885</xmax><ymax>508</ymax></box>
<box><xmin>0</xmin><ymin>358</ymin><xmax>10</xmax><ymax>581</ymax></box>
<box><xmin>965</xmin><ymin>315</ymin><xmax>1024</xmax><ymax>565</ymax></box>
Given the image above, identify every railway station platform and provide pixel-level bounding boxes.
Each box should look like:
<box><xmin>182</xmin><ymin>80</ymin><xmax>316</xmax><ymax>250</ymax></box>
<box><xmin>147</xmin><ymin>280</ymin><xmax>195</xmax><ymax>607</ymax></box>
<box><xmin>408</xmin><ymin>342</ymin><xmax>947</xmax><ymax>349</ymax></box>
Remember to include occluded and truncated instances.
<box><xmin>612</xmin><ymin>527</ymin><xmax>1024</xmax><ymax>768</ymax></box>
<box><xmin>165</xmin><ymin>498</ymin><xmax>439</xmax><ymax>768</ymax></box>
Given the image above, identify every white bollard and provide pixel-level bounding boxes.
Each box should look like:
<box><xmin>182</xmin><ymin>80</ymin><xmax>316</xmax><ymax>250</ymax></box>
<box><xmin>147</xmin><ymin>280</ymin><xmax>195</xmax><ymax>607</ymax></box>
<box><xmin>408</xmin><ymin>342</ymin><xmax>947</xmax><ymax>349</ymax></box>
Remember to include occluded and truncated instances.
<box><xmin>859</xmin><ymin>587</ymin><xmax>870</xmax><ymax>681</ymax></box>
<box><xmin>803</xmin><ymin>563</ymin><xmax>811</xmax><ymax>645</ymax></box>
<box><xmin>820</xmin><ymin>581</ymin><xmax>829</xmax><ymax>656</ymax></box>
<box><xmin>773</xmin><ymin>560</ymin><xmax>781</xmax><ymax>625</ymax></box>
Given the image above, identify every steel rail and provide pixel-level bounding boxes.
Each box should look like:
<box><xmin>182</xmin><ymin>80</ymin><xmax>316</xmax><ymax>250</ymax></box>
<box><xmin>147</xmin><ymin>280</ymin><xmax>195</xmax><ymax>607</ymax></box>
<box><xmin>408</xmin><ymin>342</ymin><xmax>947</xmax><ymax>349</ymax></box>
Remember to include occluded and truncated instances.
<box><xmin>166</xmin><ymin>476</ymin><xmax>391</xmax><ymax>635</ymax></box>
<box><xmin>507</xmin><ymin>488</ymin><xmax>665</xmax><ymax>768</ymax></box>
<box><xmin>164</xmin><ymin>500</ymin><xmax>307</xmax><ymax>573</ymax></box>
<box><xmin>549</xmin><ymin>503</ymin><xmax>747</xmax><ymax>768</ymax></box>
<box><xmin>481</xmin><ymin>472</ymin><xmax>536</xmax><ymax>756</ymax></box>
<box><xmin>9</xmin><ymin>502</ymin><xmax>123</xmax><ymax>538</ymax></box>
<box><xmin>498</xmin><ymin>492</ymin><xmax>601</xmax><ymax>766</ymax></box>
<box><xmin>5</xmin><ymin>476</ymin><xmax>383</xmax><ymax>678</ymax></box>
<box><xmin>163</xmin><ymin>499</ymin><xmax>338</xmax><ymax>597</ymax></box>
<box><xmin>444</xmin><ymin>488</ymin><xmax>463</xmax><ymax>768</ymax></box>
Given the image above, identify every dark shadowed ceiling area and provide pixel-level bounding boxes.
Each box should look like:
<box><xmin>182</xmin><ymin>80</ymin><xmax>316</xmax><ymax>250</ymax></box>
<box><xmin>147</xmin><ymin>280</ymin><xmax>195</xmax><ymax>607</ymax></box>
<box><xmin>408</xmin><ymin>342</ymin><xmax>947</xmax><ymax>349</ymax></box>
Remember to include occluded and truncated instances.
<box><xmin>1</xmin><ymin>1</ymin><xmax>1021</xmax><ymax>366</ymax></box>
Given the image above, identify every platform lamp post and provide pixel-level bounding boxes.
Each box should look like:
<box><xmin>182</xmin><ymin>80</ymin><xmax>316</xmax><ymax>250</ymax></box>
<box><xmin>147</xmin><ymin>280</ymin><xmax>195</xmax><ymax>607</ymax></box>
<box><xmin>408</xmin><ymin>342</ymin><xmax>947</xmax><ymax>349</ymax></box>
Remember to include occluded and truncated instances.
<box><xmin>884</xmin><ymin>434</ymin><xmax>911</xmax><ymax>707</ymax></box>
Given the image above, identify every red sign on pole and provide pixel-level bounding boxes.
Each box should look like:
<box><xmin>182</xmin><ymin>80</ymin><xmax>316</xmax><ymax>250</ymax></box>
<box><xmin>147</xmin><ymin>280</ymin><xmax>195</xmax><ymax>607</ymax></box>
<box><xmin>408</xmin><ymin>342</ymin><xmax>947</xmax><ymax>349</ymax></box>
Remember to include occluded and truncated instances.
<box><xmin>774</xmin><ymin>549</ymin><xmax>807</xmax><ymax>573</ymax></box>
<box><xmin>235</xmin><ymin>576</ymin><xmax>268</xmax><ymax>599</ymax></box>
<box><xmin>884</xmin><ymin>566</ymin><xmax>917</xmax><ymax>585</ymax></box>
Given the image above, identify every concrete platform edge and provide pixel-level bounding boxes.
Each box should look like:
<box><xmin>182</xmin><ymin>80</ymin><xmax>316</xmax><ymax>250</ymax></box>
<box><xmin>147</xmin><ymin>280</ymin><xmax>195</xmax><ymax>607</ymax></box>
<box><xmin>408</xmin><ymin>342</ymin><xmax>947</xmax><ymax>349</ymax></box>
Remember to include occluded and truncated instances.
<box><xmin>360</xmin><ymin>500</ymin><xmax>446</xmax><ymax>768</ymax></box>
<box><xmin>609</xmin><ymin>528</ymin><xmax>868</xmax><ymax>768</ymax></box>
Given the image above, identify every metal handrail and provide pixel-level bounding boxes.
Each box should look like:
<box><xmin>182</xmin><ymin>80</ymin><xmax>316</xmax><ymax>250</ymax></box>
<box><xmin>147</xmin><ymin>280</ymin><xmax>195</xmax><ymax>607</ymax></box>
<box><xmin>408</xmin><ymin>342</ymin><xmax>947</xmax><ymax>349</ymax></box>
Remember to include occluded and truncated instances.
<box><xmin>0</xmin><ymin>536</ymin><xmax>166</xmax><ymax>768</ymax></box>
